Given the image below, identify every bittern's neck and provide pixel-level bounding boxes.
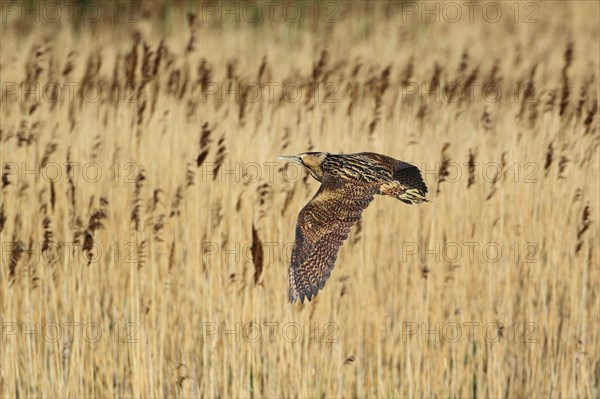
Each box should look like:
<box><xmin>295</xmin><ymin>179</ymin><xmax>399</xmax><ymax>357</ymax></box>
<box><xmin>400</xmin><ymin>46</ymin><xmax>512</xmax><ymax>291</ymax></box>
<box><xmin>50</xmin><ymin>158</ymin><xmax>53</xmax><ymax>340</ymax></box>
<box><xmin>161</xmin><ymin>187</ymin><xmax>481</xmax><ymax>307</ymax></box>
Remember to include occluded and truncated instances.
<box><xmin>306</xmin><ymin>168</ymin><xmax>324</xmax><ymax>182</ymax></box>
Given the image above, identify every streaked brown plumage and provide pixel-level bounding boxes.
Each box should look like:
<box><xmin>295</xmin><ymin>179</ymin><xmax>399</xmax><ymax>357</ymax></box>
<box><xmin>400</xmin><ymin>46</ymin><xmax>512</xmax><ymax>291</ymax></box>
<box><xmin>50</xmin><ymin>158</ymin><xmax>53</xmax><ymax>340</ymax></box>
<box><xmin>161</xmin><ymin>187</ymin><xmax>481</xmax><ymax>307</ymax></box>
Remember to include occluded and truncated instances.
<box><xmin>279</xmin><ymin>152</ymin><xmax>428</xmax><ymax>303</ymax></box>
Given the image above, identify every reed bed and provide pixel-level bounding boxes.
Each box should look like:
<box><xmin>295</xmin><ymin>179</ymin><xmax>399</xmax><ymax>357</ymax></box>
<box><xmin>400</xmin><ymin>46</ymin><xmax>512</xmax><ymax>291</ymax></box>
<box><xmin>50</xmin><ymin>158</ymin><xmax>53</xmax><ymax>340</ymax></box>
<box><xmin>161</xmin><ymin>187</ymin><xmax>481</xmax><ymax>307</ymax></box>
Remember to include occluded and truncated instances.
<box><xmin>0</xmin><ymin>1</ymin><xmax>598</xmax><ymax>397</ymax></box>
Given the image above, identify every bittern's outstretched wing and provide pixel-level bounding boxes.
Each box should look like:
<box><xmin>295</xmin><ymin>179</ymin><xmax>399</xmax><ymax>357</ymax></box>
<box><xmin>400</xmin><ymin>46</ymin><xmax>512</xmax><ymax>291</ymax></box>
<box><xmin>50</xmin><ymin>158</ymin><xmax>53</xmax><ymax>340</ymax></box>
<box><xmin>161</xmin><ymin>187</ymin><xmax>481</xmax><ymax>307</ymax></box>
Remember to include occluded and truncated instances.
<box><xmin>289</xmin><ymin>173</ymin><xmax>378</xmax><ymax>303</ymax></box>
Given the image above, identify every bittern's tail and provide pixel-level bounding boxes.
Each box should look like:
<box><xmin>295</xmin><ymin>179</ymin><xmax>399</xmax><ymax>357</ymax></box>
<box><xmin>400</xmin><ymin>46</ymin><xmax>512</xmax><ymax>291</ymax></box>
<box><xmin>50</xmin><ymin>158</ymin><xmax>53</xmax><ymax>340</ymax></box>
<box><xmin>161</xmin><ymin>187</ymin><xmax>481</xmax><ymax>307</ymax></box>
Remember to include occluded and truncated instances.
<box><xmin>397</xmin><ymin>187</ymin><xmax>429</xmax><ymax>204</ymax></box>
<box><xmin>381</xmin><ymin>164</ymin><xmax>428</xmax><ymax>204</ymax></box>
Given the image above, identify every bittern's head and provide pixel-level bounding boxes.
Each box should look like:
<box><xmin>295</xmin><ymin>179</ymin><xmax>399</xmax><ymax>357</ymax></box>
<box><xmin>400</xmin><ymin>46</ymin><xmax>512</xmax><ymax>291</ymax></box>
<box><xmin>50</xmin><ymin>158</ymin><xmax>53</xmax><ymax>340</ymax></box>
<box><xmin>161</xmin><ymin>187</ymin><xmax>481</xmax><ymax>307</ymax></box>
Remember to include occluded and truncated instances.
<box><xmin>279</xmin><ymin>152</ymin><xmax>328</xmax><ymax>182</ymax></box>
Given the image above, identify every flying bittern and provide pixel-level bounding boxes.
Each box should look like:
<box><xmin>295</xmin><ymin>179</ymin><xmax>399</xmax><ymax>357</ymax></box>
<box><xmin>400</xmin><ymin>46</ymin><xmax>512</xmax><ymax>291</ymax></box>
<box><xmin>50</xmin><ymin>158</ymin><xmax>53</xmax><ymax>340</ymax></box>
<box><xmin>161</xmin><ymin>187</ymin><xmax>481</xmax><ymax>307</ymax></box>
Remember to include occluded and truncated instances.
<box><xmin>279</xmin><ymin>152</ymin><xmax>428</xmax><ymax>303</ymax></box>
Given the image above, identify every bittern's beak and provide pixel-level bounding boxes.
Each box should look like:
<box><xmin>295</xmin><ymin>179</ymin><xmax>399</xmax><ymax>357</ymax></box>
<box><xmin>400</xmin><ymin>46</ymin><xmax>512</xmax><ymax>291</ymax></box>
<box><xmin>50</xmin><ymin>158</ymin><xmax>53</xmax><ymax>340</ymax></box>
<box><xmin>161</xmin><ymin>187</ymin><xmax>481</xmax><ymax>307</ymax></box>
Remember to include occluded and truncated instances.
<box><xmin>278</xmin><ymin>155</ymin><xmax>302</xmax><ymax>165</ymax></box>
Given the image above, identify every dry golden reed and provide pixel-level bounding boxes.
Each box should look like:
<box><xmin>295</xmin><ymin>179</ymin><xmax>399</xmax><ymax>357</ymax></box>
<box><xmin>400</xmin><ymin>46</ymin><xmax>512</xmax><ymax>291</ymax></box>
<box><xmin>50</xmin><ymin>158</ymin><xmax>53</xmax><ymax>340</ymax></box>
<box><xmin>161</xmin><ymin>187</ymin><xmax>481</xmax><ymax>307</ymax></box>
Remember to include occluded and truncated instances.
<box><xmin>0</xmin><ymin>1</ymin><xmax>599</xmax><ymax>398</ymax></box>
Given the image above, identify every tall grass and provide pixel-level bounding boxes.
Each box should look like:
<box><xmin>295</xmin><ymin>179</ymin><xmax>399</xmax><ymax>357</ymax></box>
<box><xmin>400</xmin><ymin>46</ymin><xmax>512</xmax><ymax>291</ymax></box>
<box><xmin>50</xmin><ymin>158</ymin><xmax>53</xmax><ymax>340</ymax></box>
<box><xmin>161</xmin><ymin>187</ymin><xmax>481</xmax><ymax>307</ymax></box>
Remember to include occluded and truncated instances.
<box><xmin>0</xmin><ymin>1</ymin><xmax>598</xmax><ymax>397</ymax></box>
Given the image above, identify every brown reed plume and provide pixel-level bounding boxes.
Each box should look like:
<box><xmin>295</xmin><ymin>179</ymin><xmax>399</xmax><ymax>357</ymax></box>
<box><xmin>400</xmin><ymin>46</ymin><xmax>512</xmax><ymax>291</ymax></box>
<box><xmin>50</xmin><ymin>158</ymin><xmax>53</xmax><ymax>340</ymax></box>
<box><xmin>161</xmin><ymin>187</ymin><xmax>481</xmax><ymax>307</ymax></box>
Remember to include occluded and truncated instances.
<box><xmin>8</xmin><ymin>233</ymin><xmax>25</xmax><ymax>286</ymax></box>
<box><xmin>576</xmin><ymin>204</ymin><xmax>591</xmax><ymax>254</ymax></box>
<box><xmin>212</xmin><ymin>134</ymin><xmax>226</xmax><ymax>181</ymax></box>
<box><xmin>468</xmin><ymin>148</ymin><xmax>477</xmax><ymax>189</ymax></box>
<box><xmin>196</xmin><ymin>122</ymin><xmax>213</xmax><ymax>167</ymax></box>
<box><xmin>559</xmin><ymin>42</ymin><xmax>574</xmax><ymax>117</ymax></box>
<box><xmin>131</xmin><ymin>168</ymin><xmax>146</xmax><ymax>232</ymax></box>
<box><xmin>82</xmin><ymin>198</ymin><xmax>108</xmax><ymax>264</ymax></box>
<box><xmin>251</xmin><ymin>224</ymin><xmax>264</xmax><ymax>285</ymax></box>
<box><xmin>544</xmin><ymin>141</ymin><xmax>554</xmax><ymax>177</ymax></box>
<box><xmin>400</xmin><ymin>57</ymin><xmax>414</xmax><ymax>87</ymax></box>
<box><xmin>584</xmin><ymin>99</ymin><xmax>598</xmax><ymax>134</ymax></box>
<box><xmin>436</xmin><ymin>143</ymin><xmax>451</xmax><ymax>195</ymax></box>
<box><xmin>0</xmin><ymin>203</ymin><xmax>5</xmax><ymax>233</ymax></box>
